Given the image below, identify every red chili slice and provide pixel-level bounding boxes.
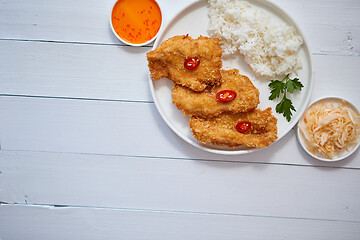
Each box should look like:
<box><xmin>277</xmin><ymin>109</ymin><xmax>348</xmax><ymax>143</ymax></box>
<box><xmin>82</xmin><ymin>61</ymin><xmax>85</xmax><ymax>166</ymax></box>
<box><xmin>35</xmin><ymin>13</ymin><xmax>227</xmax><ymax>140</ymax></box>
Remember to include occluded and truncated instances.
<box><xmin>236</xmin><ymin>121</ymin><xmax>251</xmax><ymax>133</ymax></box>
<box><xmin>184</xmin><ymin>57</ymin><xmax>200</xmax><ymax>70</ymax></box>
<box><xmin>216</xmin><ymin>90</ymin><xmax>237</xmax><ymax>102</ymax></box>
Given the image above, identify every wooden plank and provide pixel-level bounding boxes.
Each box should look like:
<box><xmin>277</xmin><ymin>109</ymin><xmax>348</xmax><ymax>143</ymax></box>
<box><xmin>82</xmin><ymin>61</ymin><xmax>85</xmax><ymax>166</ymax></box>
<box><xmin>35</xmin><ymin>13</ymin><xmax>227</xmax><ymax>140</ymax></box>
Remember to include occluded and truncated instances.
<box><xmin>0</xmin><ymin>40</ymin><xmax>153</xmax><ymax>102</ymax></box>
<box><xmin>1</xmin><ymin>204</ymin><xmax>359</xmax><ymax>240</ymax></box>
<box><xmin>0</xmin><ymin>0</ymin><xmax>358</xmax><ymax>55</ymax></box>
<box><xmin>0</xmin><ymin>0</ymin><xmax>194</xmax><ymax>44</ymax></box>
<box><xmin>1</xmin><ymin>151</ymin><xmax>360</xmax><ymax>222</ymax></box>
<box><xmin>276</xmin><ymin>0</ymin><xmax>360</xmax><ymax>56</ymax></box>
<box><xmin>0</xmin><ymin>96</ymin><xmax>359</xmax><ymax>167</ymax></box>
<box><xmin>1</xmin><ymin>40</ymin><xmax>360</xmax><ymax>103</ymax></box>
<box><xmin>312</xmin><ymin>55</ymin><xmax>360</xmax><ymax>101</ymax></box>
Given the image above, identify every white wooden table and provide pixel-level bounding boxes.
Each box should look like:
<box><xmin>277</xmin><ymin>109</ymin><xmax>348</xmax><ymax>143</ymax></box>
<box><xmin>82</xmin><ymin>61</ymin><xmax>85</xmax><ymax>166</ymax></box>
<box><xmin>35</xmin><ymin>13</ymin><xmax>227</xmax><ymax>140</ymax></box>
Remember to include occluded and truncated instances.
<box><xmin>1</xmin><ymin>0</ymin><xmax>360</xmax><ymax>239</ymax></box>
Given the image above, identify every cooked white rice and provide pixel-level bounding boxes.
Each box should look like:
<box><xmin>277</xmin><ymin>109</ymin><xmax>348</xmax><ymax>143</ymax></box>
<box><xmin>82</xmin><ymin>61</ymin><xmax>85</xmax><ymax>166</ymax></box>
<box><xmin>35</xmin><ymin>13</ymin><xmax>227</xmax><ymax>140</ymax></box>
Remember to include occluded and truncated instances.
<box><xmin>208</xmin><ymin>0</ymin><xmax>303</xmax><ymax>78</ymax></box>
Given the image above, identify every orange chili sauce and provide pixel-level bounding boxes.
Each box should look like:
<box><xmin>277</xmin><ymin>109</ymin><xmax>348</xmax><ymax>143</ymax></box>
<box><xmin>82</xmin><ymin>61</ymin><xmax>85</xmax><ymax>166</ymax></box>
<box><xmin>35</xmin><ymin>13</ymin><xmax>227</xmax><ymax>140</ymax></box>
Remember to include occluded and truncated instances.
<box><xmin>111</xmin><ymin>0</ymin><xmax>162</xmax><ymax>44</ymax></box>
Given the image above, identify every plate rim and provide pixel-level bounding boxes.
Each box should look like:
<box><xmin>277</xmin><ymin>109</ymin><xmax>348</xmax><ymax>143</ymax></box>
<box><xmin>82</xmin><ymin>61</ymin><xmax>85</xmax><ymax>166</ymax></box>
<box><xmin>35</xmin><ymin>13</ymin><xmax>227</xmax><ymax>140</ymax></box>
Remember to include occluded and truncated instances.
<box><xmin>149</xmin><ymin>0</ymin><xmax>314</xmax><ymax>155</ymax></box>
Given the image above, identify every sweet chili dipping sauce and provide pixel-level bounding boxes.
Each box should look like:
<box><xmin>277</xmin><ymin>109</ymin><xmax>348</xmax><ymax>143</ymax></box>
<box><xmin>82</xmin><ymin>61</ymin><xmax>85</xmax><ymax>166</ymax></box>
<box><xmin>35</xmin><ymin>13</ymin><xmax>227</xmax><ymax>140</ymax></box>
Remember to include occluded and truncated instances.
<box><xmin>111</xmin><ymin>0</ymin><xmax>162</xmax><ymax>45</ymax></box>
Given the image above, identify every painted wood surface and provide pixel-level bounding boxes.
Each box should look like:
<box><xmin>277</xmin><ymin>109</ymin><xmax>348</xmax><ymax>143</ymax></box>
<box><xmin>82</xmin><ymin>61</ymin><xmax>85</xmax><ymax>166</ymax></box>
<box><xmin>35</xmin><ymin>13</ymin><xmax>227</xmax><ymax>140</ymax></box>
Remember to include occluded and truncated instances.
<box><xmin>1</xmin><ymin>40</ymin><xmax>360</xmax><ymax>103</ymax></box>
<box><xmin>1</xmin><ymin>204</ymin><xmax>360</xmax><ymax>240</ymax></box>
<box><xmin>0</xmin><ymin>96</ymin><xmax>359</xmax><ymax>167</ymax></box>
<box><xmin>0</xmin><ymin>0</ymin><xmax>359</xmax><ymax>55</ymax></box>
<box><xmin>1</xmin><ymin>151</ymin><xmax>360</xmax><ymax>222</ymax></box>
<box><xmin>0</xmin><ymin>0</ymin><xmax>360</xmax><ymax>239</ymax></box>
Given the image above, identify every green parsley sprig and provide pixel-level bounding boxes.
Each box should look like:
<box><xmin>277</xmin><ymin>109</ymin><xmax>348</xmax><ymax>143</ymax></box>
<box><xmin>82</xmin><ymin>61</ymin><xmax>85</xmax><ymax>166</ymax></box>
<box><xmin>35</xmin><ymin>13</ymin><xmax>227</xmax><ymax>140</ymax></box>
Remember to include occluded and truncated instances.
<box><xmin>268</xmin><ymin>74</ymin><xmax>303</xmax><ymax>122</ymax></box>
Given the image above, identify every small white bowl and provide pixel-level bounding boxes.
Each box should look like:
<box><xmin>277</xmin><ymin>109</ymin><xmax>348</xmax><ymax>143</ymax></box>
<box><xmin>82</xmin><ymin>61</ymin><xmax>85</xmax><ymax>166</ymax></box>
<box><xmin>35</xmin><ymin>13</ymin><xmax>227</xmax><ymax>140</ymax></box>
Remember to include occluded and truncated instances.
<box><xmin>297</xmin><ymin>96</ymin><xmax>360</xmax><ymax>162</ymax></box>
<box><xmin>109</xmin><ymin>0</ymin><xmax>163</xmax><ymax>46</ymax></box>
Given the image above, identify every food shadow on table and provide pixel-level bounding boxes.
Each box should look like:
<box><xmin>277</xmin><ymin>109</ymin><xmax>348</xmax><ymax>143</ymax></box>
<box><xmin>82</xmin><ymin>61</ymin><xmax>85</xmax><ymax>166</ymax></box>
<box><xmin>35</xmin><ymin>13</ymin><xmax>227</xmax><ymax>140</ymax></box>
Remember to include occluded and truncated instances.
<box><xmin>149</xmin><ymin>102</ymin><xmax>359</xmax><ymax>169</ymax></box>
<box><xmin>148</xmin><ymin>100</ymin><xmax>285</xmax><ymax>164</ymax></box>
<box><xmin>294</xmin><ymin>132</ymin><xmax>359</xmax><ymax>168</ymax></box>
<box><xmin>108</xmin><ymin>23</ymin><xmax>160</xmax><ymax>49</ymax></box>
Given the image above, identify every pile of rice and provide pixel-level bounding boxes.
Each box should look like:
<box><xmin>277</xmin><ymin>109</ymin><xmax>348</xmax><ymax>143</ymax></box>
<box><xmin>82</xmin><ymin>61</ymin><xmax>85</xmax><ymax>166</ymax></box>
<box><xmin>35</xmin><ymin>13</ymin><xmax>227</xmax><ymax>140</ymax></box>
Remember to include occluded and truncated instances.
<box><xmin>208</xmin><ymin>0</ymin><xmax>303</xmax><ymax>78</ymax></box>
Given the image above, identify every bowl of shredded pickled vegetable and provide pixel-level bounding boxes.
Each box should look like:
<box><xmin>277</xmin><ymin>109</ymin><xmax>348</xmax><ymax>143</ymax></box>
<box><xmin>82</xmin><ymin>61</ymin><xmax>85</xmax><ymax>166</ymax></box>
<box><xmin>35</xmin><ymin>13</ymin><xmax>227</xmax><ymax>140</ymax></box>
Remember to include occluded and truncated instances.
<box><xmin>297</xmin><ymin>97</ymin><xmax>360</xmax><ymax>161</ymax></box>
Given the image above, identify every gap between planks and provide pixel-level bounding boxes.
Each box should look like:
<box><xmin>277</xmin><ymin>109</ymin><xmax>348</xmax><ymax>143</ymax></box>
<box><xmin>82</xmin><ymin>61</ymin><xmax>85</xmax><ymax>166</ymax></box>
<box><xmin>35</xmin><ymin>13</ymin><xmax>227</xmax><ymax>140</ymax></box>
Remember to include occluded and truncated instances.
<box><xmin>0</xmin><ymin>38</ymin><xmax>153</xmax><ymax>48</ymax></box>
<box><xmin>1</xmin><ymin>202</ymin><xmax>359</xmax><ymax>224</ymax></box>
<box><xmin>1</xmin><ymin>38</ymin><xmax>360</xmax><ymax>57</ymax></box>
<box><xmin>1</xmin><ymin>149</ymin><xmax>359</xmax><ymax>170</ymax></box>
<box><xmin>0</xmin><ymin>93</ymin><xmax>154</xmax><ymax>104</ymax></box>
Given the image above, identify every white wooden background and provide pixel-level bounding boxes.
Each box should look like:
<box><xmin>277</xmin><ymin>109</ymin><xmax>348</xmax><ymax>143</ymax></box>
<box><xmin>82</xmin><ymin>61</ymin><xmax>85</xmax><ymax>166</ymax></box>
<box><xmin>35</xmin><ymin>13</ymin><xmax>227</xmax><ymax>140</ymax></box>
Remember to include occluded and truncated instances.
<box><xmin>1</xmin><ymin>0</ymin><xmax>360</xmax><ymax>239</ymax></box>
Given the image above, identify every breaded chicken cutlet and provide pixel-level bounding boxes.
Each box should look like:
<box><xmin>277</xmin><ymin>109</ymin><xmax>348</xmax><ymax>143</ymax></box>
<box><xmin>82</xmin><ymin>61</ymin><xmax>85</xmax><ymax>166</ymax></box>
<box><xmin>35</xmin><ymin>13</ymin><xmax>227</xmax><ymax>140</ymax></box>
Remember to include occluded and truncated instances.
<box><xmin>189</xmin><ymin>108</ymin><xmax>278</xmax><ymax>148</ymax></box>
<box><xmin>172</xmin><ymin>69</ymin><xmax>260</xmax><ymax>118</ymax></box>
<box><xmin>146</xmin><ymin>35</ymin><xmax>223</xmax><ymax>92</ymax></box>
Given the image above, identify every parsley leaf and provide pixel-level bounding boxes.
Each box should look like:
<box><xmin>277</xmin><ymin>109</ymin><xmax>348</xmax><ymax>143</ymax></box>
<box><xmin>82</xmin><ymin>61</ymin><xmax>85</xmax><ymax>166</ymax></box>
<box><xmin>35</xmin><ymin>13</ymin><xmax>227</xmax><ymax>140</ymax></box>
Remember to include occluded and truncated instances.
<box><xmin>286</xmin><ymin>77</ymin><xmax>303</xmax><ymax>94</ymax></box>
<box><xmin>268</xmin><ymin>74</ymin><xmax>303</xmax><ymax>122</ymax></box>
<box><xmin>277</xmin><ymin>97</ymin><xmax>296</xmax><ymax>122</ymax></box>
<box><xmin>285</xmin><ymin>78</ymin><xmax>295</xmax><ymax>93</ymax></box>
<box><xmin>268</xmin><ymin>80</ymin><xmax>285</xmax><ymax>100</ymax></box>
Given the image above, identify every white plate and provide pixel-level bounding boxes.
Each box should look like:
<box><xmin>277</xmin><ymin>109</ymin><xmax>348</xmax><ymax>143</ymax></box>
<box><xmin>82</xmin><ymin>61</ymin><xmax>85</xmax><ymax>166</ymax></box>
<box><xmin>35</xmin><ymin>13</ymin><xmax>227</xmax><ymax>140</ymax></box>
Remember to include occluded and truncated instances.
<box><xmin>149</xmin><ymin>0</ymin><xmax>313</xmax><ymax>155</ymax></box>
<box><xmin>297</xmin><ymin>97</ymin><xmax>360</xmax><ymax>162</ymax></box>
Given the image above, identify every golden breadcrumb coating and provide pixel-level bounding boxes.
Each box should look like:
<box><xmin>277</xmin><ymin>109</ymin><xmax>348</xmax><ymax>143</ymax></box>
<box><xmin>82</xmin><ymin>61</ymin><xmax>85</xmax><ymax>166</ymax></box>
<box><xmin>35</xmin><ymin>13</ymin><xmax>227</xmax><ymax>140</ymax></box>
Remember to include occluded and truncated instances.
<box><xmin>146</xmin><ymin>35</ymin><xmax>223</xmax><ymax>92</ymax></box>
<box><xmin>189</xmin><ymin>108</ymin><xmax>278</xmax><ymax>148</ymax></box>
<box><xmin>172</xmin><ymin>69</ymin><xmax>260</xmax><ymax>118</ymax></box>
